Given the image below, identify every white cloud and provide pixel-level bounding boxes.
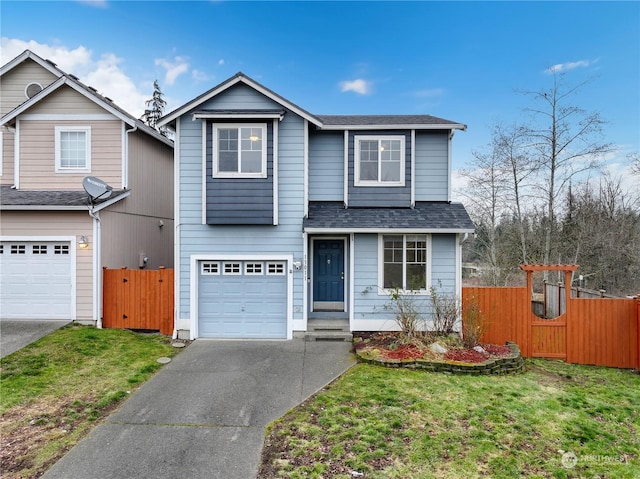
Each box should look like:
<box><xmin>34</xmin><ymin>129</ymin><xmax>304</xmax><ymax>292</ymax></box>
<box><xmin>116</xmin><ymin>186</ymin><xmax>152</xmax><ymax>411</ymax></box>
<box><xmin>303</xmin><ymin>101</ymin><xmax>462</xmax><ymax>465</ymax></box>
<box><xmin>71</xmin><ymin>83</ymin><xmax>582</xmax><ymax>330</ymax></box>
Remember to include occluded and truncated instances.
<box><xmin>546</xmin><ymin>59</ymin><xmax>597</xmax><ymax>74</ymax></box>
<box><xmin>192</xmin><ymin>69</ymin><xmax>210</xmax><ymax>82</ymax></box>
<box><xmin>155</xmin><ymin>56</ymin><xmax>189</xmax><ymax>86</ymax></box>
<box><xmin>1</xmin><ymin>37</ymin><xmax>148</xmax><ymax>118</ymax></box>
<box><xmin>218</xmin><ymin>59</ymin><xmax>225</xmax><ymax>65</ymax></box>
<box><xmin>339</xmin><ymin>78</ymin><xmax>371</xmax><ymax>95</ymax></box>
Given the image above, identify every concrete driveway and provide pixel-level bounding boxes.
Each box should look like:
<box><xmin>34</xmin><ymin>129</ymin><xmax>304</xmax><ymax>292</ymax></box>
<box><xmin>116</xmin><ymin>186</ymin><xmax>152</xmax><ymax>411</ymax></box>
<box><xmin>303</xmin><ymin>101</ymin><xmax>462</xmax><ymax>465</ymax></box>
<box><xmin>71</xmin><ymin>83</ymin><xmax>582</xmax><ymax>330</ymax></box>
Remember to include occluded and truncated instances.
<box><xmin>41</xmin><ymin>338</ymin><xmax>356</xmax><ymax>479</ymax></box>
<box><xmin>0</xmin><ymin>319</ymin><xmax>71</xmax><ymax>358</ymax></box>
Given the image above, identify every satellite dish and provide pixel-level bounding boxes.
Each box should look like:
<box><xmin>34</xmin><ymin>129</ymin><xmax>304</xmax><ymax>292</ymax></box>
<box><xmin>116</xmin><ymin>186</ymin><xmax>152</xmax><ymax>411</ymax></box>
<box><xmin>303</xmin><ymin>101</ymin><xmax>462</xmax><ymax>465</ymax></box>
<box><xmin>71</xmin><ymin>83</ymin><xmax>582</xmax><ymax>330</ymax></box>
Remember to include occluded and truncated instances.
<box><xmin>83</xmin><ymin>176</ymin><xmax>113</xmax><ymax>202</ymax></box>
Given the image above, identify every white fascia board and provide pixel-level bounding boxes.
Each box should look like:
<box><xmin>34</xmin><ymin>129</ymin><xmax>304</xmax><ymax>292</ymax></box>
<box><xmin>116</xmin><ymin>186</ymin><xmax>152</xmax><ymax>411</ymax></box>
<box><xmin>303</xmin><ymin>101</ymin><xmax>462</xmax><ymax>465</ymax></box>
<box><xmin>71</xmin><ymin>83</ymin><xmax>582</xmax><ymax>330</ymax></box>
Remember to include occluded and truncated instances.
<box><xmin>303</xmin><ymin>120</ymin><xmax>308</xmax><ymax>218</ymax></box>
<box><xmin>173</xmin><ymin>118</ymin><xmax>182</xmax><ymax>338</ymax></box>
<box><xmin>343</xmin><ymin>130</ymin><xmax>349</xmax><ymax>207</ymax></box>
<box><xmin>159</xmin><ymin>74</ymin><xmax>323</xmax><ymax>128</ymax></box>
<box><xmin>320</xmin><ymin>123</ymin><xmax>467</xmax><ymax>131</ymax></box>
<box><xmin>0</xmin><ymin>205</ymin><xmax>88</xmax><ymax>211</ymax></box>
<box><xmin>0</xmin><ymin>50</ymin><xmax>64</xmax><ymax>78</ymax></box>
<box><xmin>273</xmin><ymin>119</ymin><xmax>279</xmax><ymax>225</ymax></box>
<box><xmin>303</xmin><ymin>227</ymin><xmax>476</xmax><ymax>234</ymax></box>
<box><xmin>192</xmin><ymin>112</ymin><xmax>284</xmax><ymax>120</ymax></box>
<box><xmin>91</xmin><ymin>190</ymin><xmax>131</xmax><ymax>212</ymax></box>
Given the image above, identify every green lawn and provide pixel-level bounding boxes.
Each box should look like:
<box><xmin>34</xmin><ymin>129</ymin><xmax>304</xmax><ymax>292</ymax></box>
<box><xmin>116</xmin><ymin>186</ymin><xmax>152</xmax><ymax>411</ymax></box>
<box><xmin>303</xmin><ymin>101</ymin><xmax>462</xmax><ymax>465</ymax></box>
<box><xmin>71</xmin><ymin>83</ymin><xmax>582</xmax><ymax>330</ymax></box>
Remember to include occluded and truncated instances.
<box><xmin>0</xmin><ymin>325</ymin><xmax>178</xmax><ymax>479</ymax></box>
<box><xmin>260</xmin><ymin>359</ymin><xmax>640</xmax><ymax>479</ymax></box>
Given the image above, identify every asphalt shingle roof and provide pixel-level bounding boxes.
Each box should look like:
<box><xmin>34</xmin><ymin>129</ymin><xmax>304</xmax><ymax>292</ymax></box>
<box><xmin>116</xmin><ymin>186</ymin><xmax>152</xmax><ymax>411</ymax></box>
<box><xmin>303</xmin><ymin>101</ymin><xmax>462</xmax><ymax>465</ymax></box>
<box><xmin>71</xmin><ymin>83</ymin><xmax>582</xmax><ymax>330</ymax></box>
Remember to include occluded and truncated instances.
<box><xmin>316</xmin><ymin>115</ymin><xmax>464</xmax><ymax>128</ymax></box>
<box><xmin>0</xmin><ymin>186</ymin><xmax>126</xmax><ymax>208</ymax></box>
<box><xmin>303</xmin><ymin>201</ymin><xmax>476</xmax><ymax>231</ymax></box>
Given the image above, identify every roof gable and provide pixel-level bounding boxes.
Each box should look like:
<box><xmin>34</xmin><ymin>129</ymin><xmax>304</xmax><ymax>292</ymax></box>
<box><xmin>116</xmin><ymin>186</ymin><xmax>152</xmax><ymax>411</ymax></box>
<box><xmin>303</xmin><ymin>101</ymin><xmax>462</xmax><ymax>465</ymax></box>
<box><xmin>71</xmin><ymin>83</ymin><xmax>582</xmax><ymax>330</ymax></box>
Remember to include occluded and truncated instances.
<box><xmin>0</xmin><ymin>50</ymin><xmax>65</xmax><ymax>79</ymax></box>
<box><xmin>158</xmin><ymin>72</ymin><xmax>323</xmax><ymax>128</ymax></box>
<box><xmin>0</xmin><ymin>50</ymin><xmax>173</xmax><ymax>147</ymax></box>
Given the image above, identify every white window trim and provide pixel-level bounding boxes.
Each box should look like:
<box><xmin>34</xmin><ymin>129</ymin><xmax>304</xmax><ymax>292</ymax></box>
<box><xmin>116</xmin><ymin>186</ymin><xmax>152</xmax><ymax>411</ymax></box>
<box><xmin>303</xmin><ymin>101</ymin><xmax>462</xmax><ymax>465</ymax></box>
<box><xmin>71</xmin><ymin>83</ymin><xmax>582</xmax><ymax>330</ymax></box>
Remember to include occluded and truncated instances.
<box><xmin>245</xmin><ymin>262</ymin><xmax>264</xmax><ymax>275</ymax></box>
<box><xmin>201</xmin><ymin>262</ymin><xmax>220</xmax><ymax>275</ymax></box>
<box><xmin>266</xmin><ymin>261</ymin><xmax>286</xmax><ymax>276</ymax></box>
<box><xmin>223</xmin><ymin>262</ymin><xmax>242</xmax><ymax>275</ymax></box>
<box><xmin>0</xmin><ymin>129</ymin><xmax>3</xmax><ymax>177</ymax></box>
<box><xmin>212</xmin><ymin>123</ymin><xmax>267</xmax><ymax>179</ymax></box>
<box><xmin>354</xmin><ymin>134</ymin><xmax>405</xmax><ymax>187</ymax></box>
<box><xmin>377</xmin><ymin>234</ymin><xmax>431</xmax><ymax>294</ymax></box>
<box><xmin>55</xmin><ymin>126</ymin><xmax>91</xmax><ymax>173</ymax></box>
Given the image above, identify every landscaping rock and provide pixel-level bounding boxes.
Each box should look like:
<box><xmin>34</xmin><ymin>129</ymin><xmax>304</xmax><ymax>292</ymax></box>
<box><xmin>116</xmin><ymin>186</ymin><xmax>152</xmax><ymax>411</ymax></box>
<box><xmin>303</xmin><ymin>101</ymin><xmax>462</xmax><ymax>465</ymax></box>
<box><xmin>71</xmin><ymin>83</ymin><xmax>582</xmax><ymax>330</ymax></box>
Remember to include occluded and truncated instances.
<box><xmin>473</xmin><ymin>345</ymin><xmax>487</xmax><ymax>354</ymax></box>
<box><xmin>429</xmin><ymin>342</ymin><xmax>448</xmax><ymax>354</ymax></box>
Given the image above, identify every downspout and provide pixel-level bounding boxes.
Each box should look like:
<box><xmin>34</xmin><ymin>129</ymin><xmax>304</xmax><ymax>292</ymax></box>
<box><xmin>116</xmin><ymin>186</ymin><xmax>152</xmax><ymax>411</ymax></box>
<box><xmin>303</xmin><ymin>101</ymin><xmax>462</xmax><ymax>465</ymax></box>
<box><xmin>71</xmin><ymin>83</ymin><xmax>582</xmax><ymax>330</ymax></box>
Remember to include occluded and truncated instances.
<box><xmin>87</xmin><ymin>206</ymin><xmax>102</xmax><ymax>328</ymax></box>
<box><xmin>124</xmin><ymin>122</ymin><xmax>139</xmax><ymax>189</ymax></box>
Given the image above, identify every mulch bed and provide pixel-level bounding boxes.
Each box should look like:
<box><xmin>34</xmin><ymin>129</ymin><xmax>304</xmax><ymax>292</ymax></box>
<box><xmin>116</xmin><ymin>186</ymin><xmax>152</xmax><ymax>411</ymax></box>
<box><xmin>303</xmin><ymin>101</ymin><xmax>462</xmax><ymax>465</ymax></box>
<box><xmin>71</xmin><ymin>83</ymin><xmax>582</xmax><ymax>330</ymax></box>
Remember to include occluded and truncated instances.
<box><xmin>353</xmin><ymin>331</ymin><xmax>512</xmax><ymax>363</ymax></box>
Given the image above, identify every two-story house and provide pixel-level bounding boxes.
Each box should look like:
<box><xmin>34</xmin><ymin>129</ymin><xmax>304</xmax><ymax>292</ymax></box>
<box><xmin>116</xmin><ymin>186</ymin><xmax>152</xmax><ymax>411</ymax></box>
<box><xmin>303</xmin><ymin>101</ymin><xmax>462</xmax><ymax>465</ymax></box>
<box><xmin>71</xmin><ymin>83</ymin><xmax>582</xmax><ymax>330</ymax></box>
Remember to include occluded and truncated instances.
<box><xmin>159</xmin><ymin>72</ymin><xmax>474</xmax><ymax>340</ymax></box>
<box><xmin>0</xmin><ymin>50</ymin><xmax>174</xmax><ymax>325</ymax></box>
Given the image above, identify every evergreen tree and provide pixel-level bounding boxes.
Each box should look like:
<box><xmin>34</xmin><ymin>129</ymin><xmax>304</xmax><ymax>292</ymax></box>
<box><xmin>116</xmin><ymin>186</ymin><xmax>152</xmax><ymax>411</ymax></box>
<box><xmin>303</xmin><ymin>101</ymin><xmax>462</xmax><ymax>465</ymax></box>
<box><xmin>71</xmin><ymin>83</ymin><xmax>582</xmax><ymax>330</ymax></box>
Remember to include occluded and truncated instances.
<box><xmin>141</xmin><ymin>80</ymin><xmax>168</xmax><ymax>136</ymax></box>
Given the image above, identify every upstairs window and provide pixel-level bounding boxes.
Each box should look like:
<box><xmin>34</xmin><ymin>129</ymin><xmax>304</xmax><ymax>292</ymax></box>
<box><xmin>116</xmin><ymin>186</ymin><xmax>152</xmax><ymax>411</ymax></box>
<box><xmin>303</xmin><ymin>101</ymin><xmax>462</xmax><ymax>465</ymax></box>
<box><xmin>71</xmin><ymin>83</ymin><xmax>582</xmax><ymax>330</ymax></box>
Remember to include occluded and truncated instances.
<box><xmin>55</xmin><ymin>126</ymin><xmax>91</xmax><ymax>173</ymax></box>
<box><xmin>355</xmin><ymin>135</ymin><xmax>405</xmax><ymax>186</ymax></box>
<box><xmin>213</xmin><ymin>124</ymin><xmax>267</xmax><ymax>178</ymax></box>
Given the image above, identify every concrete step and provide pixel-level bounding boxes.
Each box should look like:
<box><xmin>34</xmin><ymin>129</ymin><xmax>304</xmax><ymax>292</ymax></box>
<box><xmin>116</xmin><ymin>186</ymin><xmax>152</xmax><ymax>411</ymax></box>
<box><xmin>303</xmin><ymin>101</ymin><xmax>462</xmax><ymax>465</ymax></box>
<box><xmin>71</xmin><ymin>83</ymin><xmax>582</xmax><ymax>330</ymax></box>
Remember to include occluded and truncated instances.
<box><xmin>305</xmin><ymin>319</ymin><xmax>352</xmax><ymax>342</ymax></box>
<box><xmin>304</xmin><ymin>330</ymin><xmax>353</xmax><ymax>342</ymax></box>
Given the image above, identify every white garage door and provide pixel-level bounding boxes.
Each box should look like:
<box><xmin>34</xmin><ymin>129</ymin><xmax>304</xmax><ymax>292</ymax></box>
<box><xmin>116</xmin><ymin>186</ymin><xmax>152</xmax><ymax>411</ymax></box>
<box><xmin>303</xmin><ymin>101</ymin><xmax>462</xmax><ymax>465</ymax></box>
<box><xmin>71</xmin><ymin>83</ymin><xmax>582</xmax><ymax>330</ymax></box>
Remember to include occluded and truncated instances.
<box><xmin>198</xmin><ymin>260</ymin><xmax>287</xmax><ymax>339</ymax></box>
<box><xmin>0</xmin><ymin>241</ymin><xmax>73</xmax><ymax>319</ymax></box>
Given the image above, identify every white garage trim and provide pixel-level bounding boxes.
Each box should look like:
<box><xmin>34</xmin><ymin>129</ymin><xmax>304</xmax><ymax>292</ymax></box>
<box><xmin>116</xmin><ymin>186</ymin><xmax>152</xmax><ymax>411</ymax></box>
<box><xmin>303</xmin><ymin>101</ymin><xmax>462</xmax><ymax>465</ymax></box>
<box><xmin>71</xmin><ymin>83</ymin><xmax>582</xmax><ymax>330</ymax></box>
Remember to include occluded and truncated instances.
<box><xmin>0</xmin><ymin>235</ymin><xmax>77</xmax><ymax>320</ymax></box>
<box><xmin>189</xmin><ymin>253</ymin><xmax>294</xmax><ymax>340</ymax></box>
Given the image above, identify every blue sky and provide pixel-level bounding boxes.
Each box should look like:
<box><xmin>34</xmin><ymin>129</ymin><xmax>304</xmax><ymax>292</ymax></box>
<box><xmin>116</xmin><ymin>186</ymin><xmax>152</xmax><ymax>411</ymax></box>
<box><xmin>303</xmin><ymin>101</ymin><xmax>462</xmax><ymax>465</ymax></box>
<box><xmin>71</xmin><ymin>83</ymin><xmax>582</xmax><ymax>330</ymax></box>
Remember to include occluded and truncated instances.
<box><xmin>2</xmin><ymin>1</ymin><xmax>639</xmax><ymax>187</ymax></box>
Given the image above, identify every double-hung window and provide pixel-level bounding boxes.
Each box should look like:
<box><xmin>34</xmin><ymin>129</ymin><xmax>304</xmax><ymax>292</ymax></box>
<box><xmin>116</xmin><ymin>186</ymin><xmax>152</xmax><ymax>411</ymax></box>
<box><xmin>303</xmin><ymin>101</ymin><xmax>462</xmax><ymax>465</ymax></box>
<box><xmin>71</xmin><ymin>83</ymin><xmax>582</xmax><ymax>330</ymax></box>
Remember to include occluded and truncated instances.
<box><xmin>381</xmin><ymin>234</ymin><xmax>429</xmax><ymax>291</ymax></box>
<box><xmin>355</xmin><ymin>135</ymin><xmax>405</xmax><ymax>186</ymax></box>
<box><xmin>213</xmin><ymin>124</ymin><xmax>267</xmax><ymax>178</ymax></box>
<box><xmin>55</xmin><ymin>126</ymin><xmax>91</xmax><ymax>173</ymax></box>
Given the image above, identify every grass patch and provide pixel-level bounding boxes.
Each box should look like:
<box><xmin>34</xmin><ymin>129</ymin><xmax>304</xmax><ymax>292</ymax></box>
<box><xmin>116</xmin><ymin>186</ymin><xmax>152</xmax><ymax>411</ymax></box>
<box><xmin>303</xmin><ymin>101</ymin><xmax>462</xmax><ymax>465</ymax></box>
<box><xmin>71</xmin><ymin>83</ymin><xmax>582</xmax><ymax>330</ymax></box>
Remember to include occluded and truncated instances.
<box><xmin>0</xmin><ymin>325</ymin><xmax>177</xmax><ymax>478</ymax></box>
<box><xmin>260</xmin><ymin>359</ymin><xmax>640</xmax><ymax>478</ymax></box>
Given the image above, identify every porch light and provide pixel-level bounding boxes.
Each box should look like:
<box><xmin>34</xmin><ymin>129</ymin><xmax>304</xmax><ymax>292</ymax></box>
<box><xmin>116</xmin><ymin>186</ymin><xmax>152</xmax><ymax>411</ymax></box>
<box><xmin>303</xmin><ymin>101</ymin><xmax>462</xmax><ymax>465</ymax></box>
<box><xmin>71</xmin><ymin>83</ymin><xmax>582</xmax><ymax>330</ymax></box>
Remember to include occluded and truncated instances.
<box><xmin>78</xmin><ymin>235</ymin><xmax>89</xmax><ymax>249</ymax></box>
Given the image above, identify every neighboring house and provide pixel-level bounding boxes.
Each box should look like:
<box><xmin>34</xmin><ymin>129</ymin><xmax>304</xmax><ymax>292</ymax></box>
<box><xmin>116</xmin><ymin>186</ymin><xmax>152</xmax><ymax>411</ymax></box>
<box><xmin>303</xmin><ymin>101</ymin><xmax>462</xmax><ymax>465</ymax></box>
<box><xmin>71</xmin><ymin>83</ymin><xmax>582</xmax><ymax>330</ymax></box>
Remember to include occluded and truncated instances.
<box><xmin>0</xmin><ymin>50</ymin><xmax>174</xmax><ymax>325</ymax></box>
<box><xmin>159</xmin><ymin>72</ymin><xmax>474</xmax><ymax>340</ymax></box>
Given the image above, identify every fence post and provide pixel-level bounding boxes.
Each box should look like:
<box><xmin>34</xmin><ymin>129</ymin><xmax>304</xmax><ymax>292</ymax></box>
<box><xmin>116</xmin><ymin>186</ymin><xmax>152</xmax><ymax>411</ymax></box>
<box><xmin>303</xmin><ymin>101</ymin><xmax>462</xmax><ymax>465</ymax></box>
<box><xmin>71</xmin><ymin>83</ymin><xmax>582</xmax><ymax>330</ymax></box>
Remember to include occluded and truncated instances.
<box><xmin>637</xmin><ymin>294</ymin><xmax>640</xmax><ymax>370</ymax></box>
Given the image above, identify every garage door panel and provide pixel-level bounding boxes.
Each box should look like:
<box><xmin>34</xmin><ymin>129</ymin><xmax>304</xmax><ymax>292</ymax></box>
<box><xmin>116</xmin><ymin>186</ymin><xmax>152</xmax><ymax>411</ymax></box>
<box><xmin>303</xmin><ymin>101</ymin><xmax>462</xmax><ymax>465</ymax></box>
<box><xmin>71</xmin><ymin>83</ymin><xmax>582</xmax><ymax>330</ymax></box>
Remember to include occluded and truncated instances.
<box><xmin>198</xmin><ymin>260</ymin><xmax>287</xmax><ymax>339</ymax></box>
<box><xmin>0</xmin><ymin>241</ymin><xmax>73</xmax><ymax>319</ymax></box>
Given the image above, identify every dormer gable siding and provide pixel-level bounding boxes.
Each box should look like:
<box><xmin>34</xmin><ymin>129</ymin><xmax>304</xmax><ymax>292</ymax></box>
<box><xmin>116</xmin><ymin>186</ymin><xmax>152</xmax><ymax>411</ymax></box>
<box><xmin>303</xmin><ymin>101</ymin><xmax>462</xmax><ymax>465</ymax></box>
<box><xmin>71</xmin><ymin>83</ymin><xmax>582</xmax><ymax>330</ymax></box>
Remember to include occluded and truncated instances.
<box><xmin>197</xmin><ymin>83</ymin><xmax>283</xmax><ymax>225</ymax></box>
<box><xmin>0</xmin><ymin>59</ymin><xmax>59</xmax><ymax>116</ymax></box>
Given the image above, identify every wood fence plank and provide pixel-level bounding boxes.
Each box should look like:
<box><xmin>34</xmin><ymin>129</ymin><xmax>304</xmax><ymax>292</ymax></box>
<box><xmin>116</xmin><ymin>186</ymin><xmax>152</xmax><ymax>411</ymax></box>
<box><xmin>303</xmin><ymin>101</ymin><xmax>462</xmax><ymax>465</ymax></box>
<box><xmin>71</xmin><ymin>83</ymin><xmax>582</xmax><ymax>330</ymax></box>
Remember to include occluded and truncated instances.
<box><xmin>463</xmin><ymin>286</ymin><xmax>638</xmax><ymax>369</ymax></box>
<box><xmin>103</xmin><ymin>268</ymin><xmax>174</xmax><ymax>335</ymax></box>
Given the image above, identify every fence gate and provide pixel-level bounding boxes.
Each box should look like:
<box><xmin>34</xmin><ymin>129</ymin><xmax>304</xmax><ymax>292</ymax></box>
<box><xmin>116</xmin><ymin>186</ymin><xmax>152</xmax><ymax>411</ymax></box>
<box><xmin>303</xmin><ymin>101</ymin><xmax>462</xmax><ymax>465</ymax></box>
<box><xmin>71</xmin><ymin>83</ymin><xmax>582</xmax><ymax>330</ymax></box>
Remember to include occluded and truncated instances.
<box><xmin>103</xmin><ymin>267</ymin><xmax>174</xmax><ymax>335</ymax></box>
<box><xmin>463</xmin><ymin>264</ymin><xmax>640</xmax><ymax>369</ymax></box>
<box><xmin>523</xmin><ymin>265</ymin><xmax>576</xmax><ymax>360</ymax></box>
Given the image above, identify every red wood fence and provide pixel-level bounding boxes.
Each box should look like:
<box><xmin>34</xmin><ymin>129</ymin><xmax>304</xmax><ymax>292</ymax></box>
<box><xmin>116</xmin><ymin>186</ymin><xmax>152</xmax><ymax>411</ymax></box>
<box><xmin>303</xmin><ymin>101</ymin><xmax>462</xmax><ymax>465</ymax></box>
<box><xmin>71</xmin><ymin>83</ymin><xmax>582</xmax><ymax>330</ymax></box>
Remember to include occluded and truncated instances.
<box><xmin>462</xmin><ymin>286</ymin><xmax>640</xmax><ymax>370</ymax></box>
<box><xmin>103</xmin><ymin>267</ymin><xmax>174</xmax><ymax>335</ymax></box>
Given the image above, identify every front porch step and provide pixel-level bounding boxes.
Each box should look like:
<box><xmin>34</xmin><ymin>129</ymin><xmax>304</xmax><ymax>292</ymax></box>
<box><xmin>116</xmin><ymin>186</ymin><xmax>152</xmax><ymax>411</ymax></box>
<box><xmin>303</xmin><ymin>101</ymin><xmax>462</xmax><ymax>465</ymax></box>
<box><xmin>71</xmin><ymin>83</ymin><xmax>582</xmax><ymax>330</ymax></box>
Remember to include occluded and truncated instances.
<box><xmin>305</xmin><ymin>319</ymin><xmax>352</xmax><ymax>342</ymax></box>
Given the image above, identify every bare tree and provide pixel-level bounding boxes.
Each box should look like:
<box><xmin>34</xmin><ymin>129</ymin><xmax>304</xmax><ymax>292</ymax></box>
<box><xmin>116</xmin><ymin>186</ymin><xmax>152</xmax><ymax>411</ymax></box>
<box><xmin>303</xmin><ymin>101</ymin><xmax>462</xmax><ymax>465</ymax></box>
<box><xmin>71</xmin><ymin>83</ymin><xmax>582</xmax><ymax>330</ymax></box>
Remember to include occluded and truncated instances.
<box><xmin>491</xmin><ymin>123</ymin><xmax>539</xmax><ymax>263</ymax></box>
<box><xmin>521</xmin><ymin>72</ymin><xmax>614</xmax><ymax>278</ymax></box>
<box><xmin>459</xmin><ymin>146</ymin><xmax>509</xmax><ymax>285</ymax></box>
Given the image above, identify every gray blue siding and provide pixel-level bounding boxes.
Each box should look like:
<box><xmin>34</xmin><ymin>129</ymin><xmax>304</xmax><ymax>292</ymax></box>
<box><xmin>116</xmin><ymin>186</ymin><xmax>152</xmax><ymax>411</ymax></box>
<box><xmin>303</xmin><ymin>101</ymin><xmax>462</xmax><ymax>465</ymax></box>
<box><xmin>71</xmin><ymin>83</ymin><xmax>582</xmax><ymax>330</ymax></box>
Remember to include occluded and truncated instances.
<box><xmin>177</xmin><ymin>85</ymin><xmax>305</xmax><ymax>321</ymax></box>
<box><xmin>353</xmin><ymin>233</ymin><xmax>458</xmax><ymax>324</ymax></box>
<box><xmin>414</xmin><ymin>131</ymin><xmax>449</xmax><ymax>201</ymax></box>
<box><xmin>308</xmin><ymin>131</ymin><xmax>344</xmax><ymax>202</ymax></box>
<box><xmin>348</xmin><ymin>130</ymin><xmax>411</xmax><ymax>207</ymax></box>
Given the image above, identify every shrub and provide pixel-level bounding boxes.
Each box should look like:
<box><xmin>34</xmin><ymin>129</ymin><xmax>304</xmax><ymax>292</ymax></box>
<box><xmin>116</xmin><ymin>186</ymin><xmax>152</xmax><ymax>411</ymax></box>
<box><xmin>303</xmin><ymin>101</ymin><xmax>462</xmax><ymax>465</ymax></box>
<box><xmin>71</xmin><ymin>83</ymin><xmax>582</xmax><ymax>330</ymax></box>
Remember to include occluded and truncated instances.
<box><xmin>461</xmin><ymin>296</ymin><xmax>487</xmax><ymax>348</ymax></box>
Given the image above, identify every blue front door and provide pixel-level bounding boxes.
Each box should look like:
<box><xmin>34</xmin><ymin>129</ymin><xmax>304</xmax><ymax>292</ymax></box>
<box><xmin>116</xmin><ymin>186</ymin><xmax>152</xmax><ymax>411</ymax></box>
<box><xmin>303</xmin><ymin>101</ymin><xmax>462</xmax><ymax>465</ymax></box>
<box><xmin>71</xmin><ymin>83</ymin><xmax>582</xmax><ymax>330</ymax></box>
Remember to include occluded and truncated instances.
<box><xmin>313</xmin><ymin>239</ymin><xmax>344</xmax><ymax>311</ymax></box>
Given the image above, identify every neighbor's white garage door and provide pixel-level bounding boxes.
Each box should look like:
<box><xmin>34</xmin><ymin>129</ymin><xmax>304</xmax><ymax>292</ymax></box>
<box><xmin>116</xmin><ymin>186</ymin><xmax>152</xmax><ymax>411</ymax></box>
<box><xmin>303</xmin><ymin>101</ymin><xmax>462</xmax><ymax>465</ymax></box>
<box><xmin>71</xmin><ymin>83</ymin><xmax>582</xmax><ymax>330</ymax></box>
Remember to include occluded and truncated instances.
<box><xmin>0</xmin><ymin>241</ymin><xmax>73</xmax><ymax>319</ymax></box>
<box><xmin>198</xmin><ymin>260</ymin><xmax>287</xmax><ymax>339</ymax></box>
